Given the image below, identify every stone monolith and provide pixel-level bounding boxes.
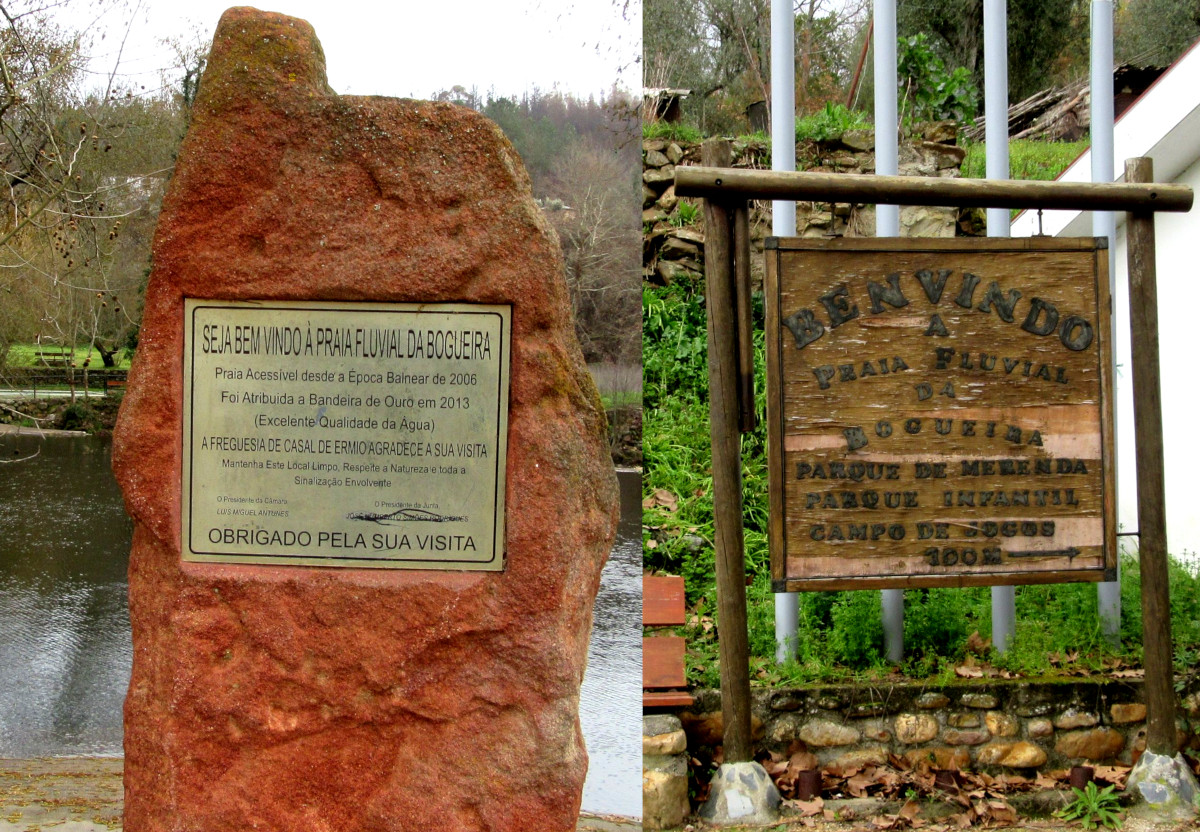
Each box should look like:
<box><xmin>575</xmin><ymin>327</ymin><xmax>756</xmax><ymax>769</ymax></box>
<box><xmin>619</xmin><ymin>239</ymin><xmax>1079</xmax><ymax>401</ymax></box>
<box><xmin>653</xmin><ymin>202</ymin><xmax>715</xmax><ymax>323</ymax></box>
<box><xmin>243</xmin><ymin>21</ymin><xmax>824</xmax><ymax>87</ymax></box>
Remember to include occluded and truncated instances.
<box><xmin>112</xmin><ymin>8</ymin><xmax>618</xmax><ymax>831</ymax></box>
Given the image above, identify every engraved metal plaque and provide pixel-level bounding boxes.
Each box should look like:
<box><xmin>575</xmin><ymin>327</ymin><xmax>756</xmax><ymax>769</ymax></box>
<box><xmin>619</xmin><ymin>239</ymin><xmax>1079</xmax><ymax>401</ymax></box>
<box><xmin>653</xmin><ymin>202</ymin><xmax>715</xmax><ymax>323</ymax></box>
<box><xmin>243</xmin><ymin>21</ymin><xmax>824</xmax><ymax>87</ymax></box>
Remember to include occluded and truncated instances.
<box><xmin>183</xmin><ymin>299</ymin><xmax>510</xmax><ymax>570</ymax></box>
<box><xmin>765</xmin><ymin>238</ymin><xmax>1115</xmax><ymax>590</ymax></box>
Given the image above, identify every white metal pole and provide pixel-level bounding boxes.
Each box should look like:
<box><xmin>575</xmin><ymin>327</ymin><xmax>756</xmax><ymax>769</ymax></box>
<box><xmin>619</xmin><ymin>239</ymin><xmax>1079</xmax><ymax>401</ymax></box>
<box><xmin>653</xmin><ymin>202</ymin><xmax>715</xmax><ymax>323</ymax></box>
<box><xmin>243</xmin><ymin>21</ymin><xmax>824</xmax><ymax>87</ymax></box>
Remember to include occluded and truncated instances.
<box><xmin>874</xmin><ymin>0</ymin><xmax>899</xmax><ymax>236</ymax></box>
<box><xmin>874</xmin><ymin>0</ymin><xmax>902</xmax><ymax>663</ymax></box>
<box><xmin>984</xmin><ymin>0</ymin><xmax>1016</xmax><ymax>654</ymax></box>
<box><xmin>771</xmin><ymin>0</ymin><xmax>799</xmax><ymax>663</ymax></box>
<box><xmin>1092</xmin><ymin>0</ymin><xmax>1121</xmax><ymax>646</ymax></box>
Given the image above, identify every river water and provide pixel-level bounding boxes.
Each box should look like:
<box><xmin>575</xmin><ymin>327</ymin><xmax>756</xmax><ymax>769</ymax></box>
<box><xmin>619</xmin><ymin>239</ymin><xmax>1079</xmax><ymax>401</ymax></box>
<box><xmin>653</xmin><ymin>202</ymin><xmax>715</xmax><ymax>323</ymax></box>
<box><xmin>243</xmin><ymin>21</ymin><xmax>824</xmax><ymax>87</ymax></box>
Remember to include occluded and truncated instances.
<box><xmin>0</xmin><ymin>434</ymin><xmax>641</xmax><ymax>818</ymax></box>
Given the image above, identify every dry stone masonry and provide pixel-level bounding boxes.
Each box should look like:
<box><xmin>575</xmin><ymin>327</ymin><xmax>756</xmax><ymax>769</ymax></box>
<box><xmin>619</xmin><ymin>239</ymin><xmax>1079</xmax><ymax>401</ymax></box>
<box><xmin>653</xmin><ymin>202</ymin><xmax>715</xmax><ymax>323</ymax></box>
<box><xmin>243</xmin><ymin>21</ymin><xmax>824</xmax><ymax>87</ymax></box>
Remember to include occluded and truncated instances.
<box><xmin>666</xmin><ymin>681</ymin><xmax>1200</xmax><ymax>775</ymax></box>
<box><xmin>643</xmin><ymin>715</ymin><xmax>690</xmax><ymax>831</ymax></box>
<box><xmin>643</xmin><ymin>125</ymin><xmax>970</xmax><ymax>290</ymax></box>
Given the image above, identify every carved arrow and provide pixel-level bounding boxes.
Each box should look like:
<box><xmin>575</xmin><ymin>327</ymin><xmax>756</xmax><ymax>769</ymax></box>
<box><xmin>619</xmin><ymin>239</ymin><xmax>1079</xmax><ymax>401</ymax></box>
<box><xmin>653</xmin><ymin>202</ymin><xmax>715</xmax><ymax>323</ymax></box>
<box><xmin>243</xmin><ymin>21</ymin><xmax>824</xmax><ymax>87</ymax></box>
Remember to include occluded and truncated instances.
<box><xmin>1006</xmin><ymin>547</ymin><xmax>1081</xmax><ymax>560</ymax></box>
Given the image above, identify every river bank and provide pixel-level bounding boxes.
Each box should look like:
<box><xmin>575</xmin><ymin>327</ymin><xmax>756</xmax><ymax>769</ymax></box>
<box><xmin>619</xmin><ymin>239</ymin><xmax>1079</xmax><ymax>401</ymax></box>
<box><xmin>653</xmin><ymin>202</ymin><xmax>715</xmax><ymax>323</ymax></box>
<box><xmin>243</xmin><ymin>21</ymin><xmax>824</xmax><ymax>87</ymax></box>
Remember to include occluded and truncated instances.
<box><xmin>0</xmin><ymin>395</ymin><xmax>122</xmax><ymax>436</ymax></box>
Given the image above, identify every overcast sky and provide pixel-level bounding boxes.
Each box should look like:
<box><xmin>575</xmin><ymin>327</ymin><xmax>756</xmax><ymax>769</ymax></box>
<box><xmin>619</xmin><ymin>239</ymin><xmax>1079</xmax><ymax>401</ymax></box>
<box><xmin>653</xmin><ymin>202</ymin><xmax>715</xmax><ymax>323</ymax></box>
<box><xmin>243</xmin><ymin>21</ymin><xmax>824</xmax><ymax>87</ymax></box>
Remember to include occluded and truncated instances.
<box><xmin>65</xmin><ymin>0</ymin><xmax>640</xmax><ymax>101</ymax></box>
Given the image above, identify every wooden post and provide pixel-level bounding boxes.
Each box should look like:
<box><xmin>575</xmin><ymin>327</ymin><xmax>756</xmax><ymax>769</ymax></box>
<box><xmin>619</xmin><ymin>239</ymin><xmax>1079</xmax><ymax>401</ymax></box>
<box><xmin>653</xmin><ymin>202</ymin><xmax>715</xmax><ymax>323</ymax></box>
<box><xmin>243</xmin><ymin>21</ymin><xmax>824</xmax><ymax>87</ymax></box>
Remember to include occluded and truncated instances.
<box><xmin>701</xmin><ymin>138</ymin><xmax>753</xmax><ymax>763</ymax></box>
<box><xmin>733</xmin><ymin>202</ymin><xmax>756</xmax><ymax>433</ymax></box>
<box><xmin>1125</xmin><ymin>157</ymin><xmax>1177</xmax><ymax>756</ymax></box>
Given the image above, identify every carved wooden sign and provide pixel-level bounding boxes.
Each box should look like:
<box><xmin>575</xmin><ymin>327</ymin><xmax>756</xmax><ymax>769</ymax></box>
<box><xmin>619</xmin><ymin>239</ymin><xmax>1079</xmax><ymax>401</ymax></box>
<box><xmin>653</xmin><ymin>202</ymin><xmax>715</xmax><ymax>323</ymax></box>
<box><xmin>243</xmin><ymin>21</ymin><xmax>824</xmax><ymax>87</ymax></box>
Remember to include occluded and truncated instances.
<box><xmin>765</xmin><ymin>237</ymin><xmax>1115</xmax><ymax>590</ymax></box>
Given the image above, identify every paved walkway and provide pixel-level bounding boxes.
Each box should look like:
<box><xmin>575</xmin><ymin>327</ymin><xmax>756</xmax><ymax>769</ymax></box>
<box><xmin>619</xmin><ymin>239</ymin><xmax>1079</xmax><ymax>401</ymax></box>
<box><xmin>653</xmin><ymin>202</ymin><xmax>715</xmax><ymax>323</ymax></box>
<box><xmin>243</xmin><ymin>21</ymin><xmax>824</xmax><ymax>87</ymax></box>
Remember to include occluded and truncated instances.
<box><xmin>0</xmin><ymin>758</ymin><xmax>641</xmax><ymax>831</ymax></box>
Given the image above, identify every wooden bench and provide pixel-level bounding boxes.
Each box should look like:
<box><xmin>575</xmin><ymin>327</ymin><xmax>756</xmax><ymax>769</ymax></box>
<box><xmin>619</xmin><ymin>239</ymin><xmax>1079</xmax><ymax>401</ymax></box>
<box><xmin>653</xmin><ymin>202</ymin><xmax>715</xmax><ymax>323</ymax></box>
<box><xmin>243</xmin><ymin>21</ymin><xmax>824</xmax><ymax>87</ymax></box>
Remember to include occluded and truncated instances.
<box><xmin>104</xmin><ymin>378</ymin><xmax>127</xmax><ymax>395</ymax></box>
<box><xmin>35</xmin><ymin>347</ymin><xmax>72</xmax><ymax>366</ymax></box>
<box><xmin>643</xmin><ymin>574</ymin><xmax>694</xmax><ymax>708</ymax></box>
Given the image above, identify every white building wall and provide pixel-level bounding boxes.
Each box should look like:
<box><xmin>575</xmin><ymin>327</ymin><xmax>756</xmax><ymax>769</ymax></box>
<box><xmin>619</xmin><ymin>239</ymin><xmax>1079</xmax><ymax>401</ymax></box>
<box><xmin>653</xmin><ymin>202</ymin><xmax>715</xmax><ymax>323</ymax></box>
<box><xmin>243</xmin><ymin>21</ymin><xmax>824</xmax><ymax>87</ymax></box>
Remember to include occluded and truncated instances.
<box><xmin>1007</xmin><ymin>40</ymin><xmax>1200</xmax><ymax>562</ymax></box>
<box><xmin>1107</xmin><ymin>153</ymin><xmax>1200</xmax><ymax>559</ymax></box>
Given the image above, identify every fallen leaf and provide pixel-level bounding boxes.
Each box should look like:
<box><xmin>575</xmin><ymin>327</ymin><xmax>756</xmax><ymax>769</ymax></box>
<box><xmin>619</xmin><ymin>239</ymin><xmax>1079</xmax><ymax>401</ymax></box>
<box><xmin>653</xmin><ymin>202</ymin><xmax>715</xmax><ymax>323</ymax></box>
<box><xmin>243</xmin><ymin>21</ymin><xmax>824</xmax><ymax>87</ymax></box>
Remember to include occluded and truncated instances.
<box><xmin>762</xmin><ymin>758</ymin><xmax>788</xmax><ymax>777</ymax></box>
<box><xmin>955</xmin><ymin>664</ymin><xmax>984</xmax><ymax>678</ymax></box>
<box><xmin>965</xmin><ymin>631</ymin><xmax>991</xmax><ymax>656</ymax></box>
<box><xmin>793</xmin><ymin>797</ymin><xmax>824</xmax><ymax>817</ymax></box>
<box><xmin>645</xmin><ymin>539</ymin><xmax>658</xmax><ymax>549</ymax></box>
<box><xmin>846</xmin><ymin>772</ymin><xmax>875</xmax><ymax>797</ymax></box>
<box><xmin>899</xmin><ymin>799</ymin><xmax>922</xmax><ymax>821</ymax></box>
<box><xmin>1034</xmin><ymin>772</ymin><xmax>1060</xmax><ymax>790</ymax></box>
<box><xmin>642</xmin><ymin>489</ymin><xmax>679</xmax><ymax>512</ymax></box>
<box><xmin>1093</xmin><ymin>765</ymin><xmax>1130</xmax><ymax>789</ymax></box>
<box><xmin>790</xmin><ymin>749</ymin><xmax>820</xmax><ymax>772</ymax></box>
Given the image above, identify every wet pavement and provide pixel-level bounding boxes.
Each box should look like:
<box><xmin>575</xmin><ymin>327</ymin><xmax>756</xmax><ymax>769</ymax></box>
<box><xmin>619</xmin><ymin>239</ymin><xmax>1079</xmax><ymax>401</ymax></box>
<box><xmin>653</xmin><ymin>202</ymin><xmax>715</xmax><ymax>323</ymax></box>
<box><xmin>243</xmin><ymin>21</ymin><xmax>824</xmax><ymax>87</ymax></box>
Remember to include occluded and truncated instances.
<box><xmin>0</xmin><ymin>758</ymin><xmax>642</xmax><ymax>831</ymax></box>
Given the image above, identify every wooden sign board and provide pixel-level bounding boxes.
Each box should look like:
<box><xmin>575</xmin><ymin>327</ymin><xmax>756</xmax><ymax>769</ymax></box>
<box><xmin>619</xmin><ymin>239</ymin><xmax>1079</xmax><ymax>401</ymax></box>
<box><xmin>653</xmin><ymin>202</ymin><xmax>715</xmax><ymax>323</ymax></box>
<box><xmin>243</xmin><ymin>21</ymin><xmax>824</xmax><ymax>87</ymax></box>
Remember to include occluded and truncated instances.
<box><xmin>765</xmin><ymin>237</ymin><xmax>1116</xmax><ymax>591</ymax></box>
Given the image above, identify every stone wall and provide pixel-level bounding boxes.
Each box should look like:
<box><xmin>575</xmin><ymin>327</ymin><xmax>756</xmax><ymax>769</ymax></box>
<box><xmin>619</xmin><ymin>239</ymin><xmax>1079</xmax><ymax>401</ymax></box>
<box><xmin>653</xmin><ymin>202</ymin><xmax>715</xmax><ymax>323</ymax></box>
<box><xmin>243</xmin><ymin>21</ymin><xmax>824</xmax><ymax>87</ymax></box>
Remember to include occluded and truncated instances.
<box><xmin>643</xmin><ymin>127</ymin><xmax>970</xmax><ymax>288</ymax></box>
<box><xmin>672</xmin><ymin>681</ymin><xmax>1200</xmax><ymax>774</ymax></box>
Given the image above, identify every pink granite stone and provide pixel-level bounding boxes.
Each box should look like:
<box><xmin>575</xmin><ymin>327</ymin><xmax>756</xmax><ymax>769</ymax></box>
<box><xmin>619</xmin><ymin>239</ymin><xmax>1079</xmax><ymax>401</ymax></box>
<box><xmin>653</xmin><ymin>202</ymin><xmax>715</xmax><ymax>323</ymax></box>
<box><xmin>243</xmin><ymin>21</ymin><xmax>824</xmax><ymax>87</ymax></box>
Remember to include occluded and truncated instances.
<box><xmin>112</xmin><ymin>9</ymin><xmax>617</xmax><ymax>831</ymax></box>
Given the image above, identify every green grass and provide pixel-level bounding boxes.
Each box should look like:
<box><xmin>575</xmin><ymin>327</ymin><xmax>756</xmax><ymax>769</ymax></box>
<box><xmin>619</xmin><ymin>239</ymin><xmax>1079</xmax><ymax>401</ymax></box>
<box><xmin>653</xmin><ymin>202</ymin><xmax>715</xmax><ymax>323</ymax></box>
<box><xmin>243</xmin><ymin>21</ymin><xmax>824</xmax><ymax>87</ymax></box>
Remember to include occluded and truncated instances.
<box><xmin>588</xmin><ymin>362</ymin><xmax>641</xmax><ymax>410</ymax></box>
<box><xmin>643</xmin><ymin>121</ymin><xmax>703</xmax><ymax>144</ymax></box>
<box><xmin>734</xmin><ymin>130</ymin><xmax>769</xmax><ymax>143</ymax></box>
<box><xmin>796</xmin><ymin>102</ymin><xmax>871</xmax><ymax>143</ymax></box>
<box><xmin>3</xmin><ymin>343</ymin><xmax>132</xmax><ymax>370</ymax></box>
<box><xmin>961</xmin><ymin>139</ymin><xmax>1090</xmax><ymax>182</ymax></box>
<box><xmin>643</xmin><ymin>283</ymin><xmax>1200</xmax><ymax>687</ymax></box>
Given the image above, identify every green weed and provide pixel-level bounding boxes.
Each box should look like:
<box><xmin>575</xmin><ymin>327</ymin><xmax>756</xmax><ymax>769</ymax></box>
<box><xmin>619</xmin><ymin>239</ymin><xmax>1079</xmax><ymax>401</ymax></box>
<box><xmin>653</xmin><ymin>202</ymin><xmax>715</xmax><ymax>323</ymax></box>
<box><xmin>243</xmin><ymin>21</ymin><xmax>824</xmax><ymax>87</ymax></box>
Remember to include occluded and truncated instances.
<box><xmin>669</xmin><ymin>201</ymin><xmax>700</xmax><ymax>228</ymax></box>
<box><xmin>643</xmin><ymin>121</ymin><xmax>703</xmax><ymax>144</ymax></box>
<box><xmin>1053</xmin><ymin>781</ymin><xmax>1123</xmax><ymax>830</ymax></box>
<box><xmin>795</xmin><ymin>102</ymin><xmax>871</xmax><ymax>144</ymax></box>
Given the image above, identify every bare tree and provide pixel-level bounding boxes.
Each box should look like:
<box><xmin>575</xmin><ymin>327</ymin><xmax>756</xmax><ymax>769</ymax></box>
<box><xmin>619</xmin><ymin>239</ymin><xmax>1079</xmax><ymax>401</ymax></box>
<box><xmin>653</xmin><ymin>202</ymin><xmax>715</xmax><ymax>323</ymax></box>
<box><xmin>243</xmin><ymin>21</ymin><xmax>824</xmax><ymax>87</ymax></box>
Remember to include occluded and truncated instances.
<box><xmin>546</xmin><ymin>138</ymin><xmax>641</xmax><ymax>365</ymax></box>
<box><xmin>644</xmin><ymin>0</ymin><xmax>872</xmax><ymax>133</ymax></box>
<box><xmin>0</xmin><ymin>1</ymin><xmax>183</xmax><ymax>389</ymax></box>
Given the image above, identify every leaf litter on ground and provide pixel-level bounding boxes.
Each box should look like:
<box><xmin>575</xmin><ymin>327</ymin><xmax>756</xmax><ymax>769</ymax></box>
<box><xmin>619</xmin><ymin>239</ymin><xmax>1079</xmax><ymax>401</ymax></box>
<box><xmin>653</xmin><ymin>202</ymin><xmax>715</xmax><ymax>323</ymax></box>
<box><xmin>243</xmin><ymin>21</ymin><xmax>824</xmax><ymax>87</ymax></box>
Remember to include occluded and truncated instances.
<box><xmin>747</xmin><ymin>745</ymin><xmax>1142</xmax><ymax>830</ymax></box>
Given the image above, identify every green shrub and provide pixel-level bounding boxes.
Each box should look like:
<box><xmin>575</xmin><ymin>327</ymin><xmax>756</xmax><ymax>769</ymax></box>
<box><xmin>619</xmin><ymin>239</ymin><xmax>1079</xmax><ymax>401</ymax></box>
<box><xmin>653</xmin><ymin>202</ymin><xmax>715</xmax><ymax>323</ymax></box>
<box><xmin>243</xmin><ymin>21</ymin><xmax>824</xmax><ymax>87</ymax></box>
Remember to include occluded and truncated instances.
<box><xmin>904</xmin><ymin>588</ymin><xmax>978</xmax><ymax>665</ymax></box>
<box><xmin>828</xmin><ymin>591</ymin><xmax>886</xmax><ymax>669</ymax></box>
<box><xmin>898</xmin><ymin>33</ymin><xmax>979</xmax><ymax>125</ymax></box>
<box><xmin>58</xmin><ymin>402</ymin><xmax>100</xmax><ymax>432</ymax></box>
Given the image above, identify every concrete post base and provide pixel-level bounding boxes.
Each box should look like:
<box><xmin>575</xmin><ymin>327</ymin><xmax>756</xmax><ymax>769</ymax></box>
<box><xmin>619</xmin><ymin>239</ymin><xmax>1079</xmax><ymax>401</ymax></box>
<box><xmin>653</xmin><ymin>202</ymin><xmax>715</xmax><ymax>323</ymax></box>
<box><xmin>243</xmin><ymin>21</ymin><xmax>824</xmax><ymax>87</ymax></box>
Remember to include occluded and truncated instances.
<box><xmin>1127</xmin><ymin>751</ymin><xmax>1200</xmax><ymax>822</ymax></box>
<box><xmin>698</xmin><ymin>761</ymin><xmax>781</xmax><ymax>826</ymax></box>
